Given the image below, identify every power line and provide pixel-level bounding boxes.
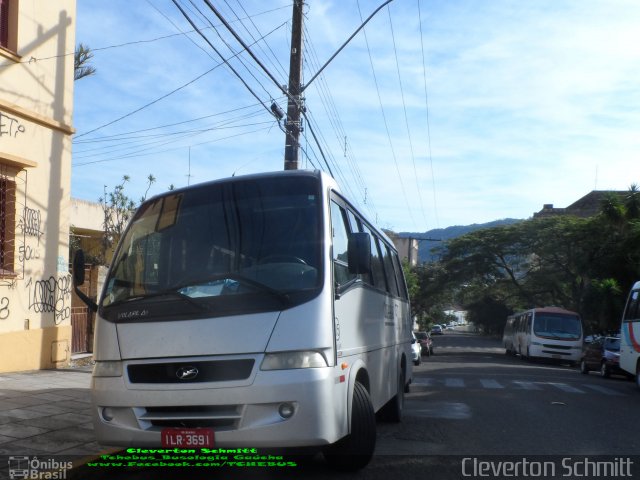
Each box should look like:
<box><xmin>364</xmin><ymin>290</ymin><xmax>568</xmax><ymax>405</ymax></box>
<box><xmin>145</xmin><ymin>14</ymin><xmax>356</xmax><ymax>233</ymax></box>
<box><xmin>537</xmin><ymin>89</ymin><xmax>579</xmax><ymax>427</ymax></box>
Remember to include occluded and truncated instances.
<box><xmin>418</xmin><ymin>0</ymin><xmax>440</xmax><ymax>228</ymax></box>
<box><xmin>73</xmin><ymin>124</ymin><xmax>275</xmax><ymax>166</ymax></box>
<box><xmin>356</xmin><ymin>0</ymin><xmax>416</xmax><ymax>229</ymax></box>
<box><xmin>74</xmin><ymin>64</ymin><xmax>222</xmax><ymax>139</ymax></box>
<box><xmin>73</xmin><ymin>102</ymin><xmax>271</xmax><ymax>144</ymax></box>
<box><xmin>387</xmin><ymin>5</ymin><xmax>429</xmax><ymax>228</ymax></box>
<box><xmin>0</xmin><ymin>4</ymin><xmax>293</xmax><ymax>69</ymax></box>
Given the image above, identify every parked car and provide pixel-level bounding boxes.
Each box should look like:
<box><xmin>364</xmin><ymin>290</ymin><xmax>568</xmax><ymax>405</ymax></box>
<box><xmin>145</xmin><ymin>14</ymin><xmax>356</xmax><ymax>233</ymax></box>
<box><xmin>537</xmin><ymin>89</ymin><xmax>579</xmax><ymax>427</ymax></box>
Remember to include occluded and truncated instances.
<box><xmin>411</xmin><ymin>332</ymin><xmax>422</xmax><ymax>366</ymax></box>
<box><xmin>580</xmin><ymin>336</ymin><xmax>626</xmax><ymax>378</ymax></box>
<box><xmin>431</xmin><ymin>325</ymin><xmax>443</xmax><ymax>335</ymax></box>
<box><xmin>414</xmin><ymin>331</ymin><xmax>433</xmax><ymax>356</ymax></box>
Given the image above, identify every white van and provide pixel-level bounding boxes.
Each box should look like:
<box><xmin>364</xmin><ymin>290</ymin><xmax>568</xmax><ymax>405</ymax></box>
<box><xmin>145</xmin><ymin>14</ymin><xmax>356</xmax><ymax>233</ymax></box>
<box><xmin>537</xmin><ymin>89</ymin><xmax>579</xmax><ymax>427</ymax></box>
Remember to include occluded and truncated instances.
<box><xmin>73</xmin><ymin>170</ymin><xmax>413</xmax><ymax>470</ymax></box>
<box><xmin>619</xmin><ymin>280</ymin><xmax>640</xmax><ymax>388</ymax></box>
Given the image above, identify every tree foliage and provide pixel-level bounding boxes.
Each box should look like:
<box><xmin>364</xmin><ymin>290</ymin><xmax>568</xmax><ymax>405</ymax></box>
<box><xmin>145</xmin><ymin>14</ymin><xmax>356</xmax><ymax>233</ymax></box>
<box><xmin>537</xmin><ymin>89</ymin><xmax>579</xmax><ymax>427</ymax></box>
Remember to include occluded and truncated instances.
<box><xmin>74</xmin><ymin>43</ymin><xmax>96</xmax><ymax>81</ymax></box>
<box><xmin>98</xmin><ymin>175</ymin><xmax>156</xmax><ymax>264</ymax></box>
<box><xmin>411</xmin><ymin>185</ymin><xmax>640</xmax><ymax>335</ymax></box>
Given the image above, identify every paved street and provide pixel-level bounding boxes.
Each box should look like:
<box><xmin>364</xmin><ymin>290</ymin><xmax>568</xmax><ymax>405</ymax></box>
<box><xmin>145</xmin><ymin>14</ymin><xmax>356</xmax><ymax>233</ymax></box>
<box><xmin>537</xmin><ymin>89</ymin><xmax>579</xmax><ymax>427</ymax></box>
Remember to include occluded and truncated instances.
<box><xmin>3</xmin><ymin>332</ymin><xmax>640</xmax><ymax>480</ymax></box>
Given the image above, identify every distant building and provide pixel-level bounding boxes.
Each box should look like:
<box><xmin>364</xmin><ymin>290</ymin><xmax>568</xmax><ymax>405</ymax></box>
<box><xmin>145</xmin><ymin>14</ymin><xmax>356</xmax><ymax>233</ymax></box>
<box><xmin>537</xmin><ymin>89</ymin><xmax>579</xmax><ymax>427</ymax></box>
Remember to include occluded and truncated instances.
<box><xmin>534</xmin><ymin>191</ymin><xmax>627</xmax><ymax>219</ymax></box>
<box><xmin>384</xmin><ymin>231</ymin><xmax>419</xmax><ymax>266</ymax></box>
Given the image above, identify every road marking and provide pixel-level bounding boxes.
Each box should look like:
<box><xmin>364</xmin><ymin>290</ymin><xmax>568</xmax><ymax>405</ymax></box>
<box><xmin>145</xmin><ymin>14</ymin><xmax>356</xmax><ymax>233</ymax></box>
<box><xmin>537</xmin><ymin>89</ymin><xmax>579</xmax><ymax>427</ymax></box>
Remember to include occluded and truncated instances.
<box><xmin>479</xmin><ymin>379</ymin><xmax>504</xmax><ymax>389</ymax></box>
<box><xmin>513</xmin><ymin>381</ymin><xmax>543</xmax><ymax>390</ymax></box>
<box><xmin>408</xmin><ymin>401</ymin><xmax>471</xmax><ymax>420</ymax></box>
<box><xmin>581</xmin><ymin>384</ymin><xmax>624</xmax><ymax>396</ymax></box>
<box><xmin>444</xmin><ymin>378</ymin><xmax>465</xmax><ymax>387</ymax></box>
<box><xmin>412</xmin><ymin>378</ymin><xmax>434</xmax><ymax>387</ymax></box>
<box><xmin>412</xmin><ymin>377</ymin><xmax>627</xmax><ymax>396</ymax></box>
<box><xmin>547</xmin><ymin>382</ymin><xmax>585</xmax><ymax>393</ymax></box>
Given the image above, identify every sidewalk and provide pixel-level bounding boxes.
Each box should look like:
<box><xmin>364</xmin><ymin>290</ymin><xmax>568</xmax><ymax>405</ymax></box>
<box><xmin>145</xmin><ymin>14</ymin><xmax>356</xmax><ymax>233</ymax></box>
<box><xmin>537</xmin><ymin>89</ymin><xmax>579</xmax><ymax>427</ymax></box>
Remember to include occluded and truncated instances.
<box><xmin>0</xmin><ymin>357</ymin><xmax>112</xmax><ymax>479</ymax></box>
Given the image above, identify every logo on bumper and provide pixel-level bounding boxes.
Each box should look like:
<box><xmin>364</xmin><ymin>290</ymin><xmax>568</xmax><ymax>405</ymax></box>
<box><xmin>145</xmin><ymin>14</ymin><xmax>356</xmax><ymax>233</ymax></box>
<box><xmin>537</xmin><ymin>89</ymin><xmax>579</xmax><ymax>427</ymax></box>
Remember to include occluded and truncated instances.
<box><xmin>175</xmin><ymin>366</ymin><xmax>199</xmax><ymax>381</ymax></box>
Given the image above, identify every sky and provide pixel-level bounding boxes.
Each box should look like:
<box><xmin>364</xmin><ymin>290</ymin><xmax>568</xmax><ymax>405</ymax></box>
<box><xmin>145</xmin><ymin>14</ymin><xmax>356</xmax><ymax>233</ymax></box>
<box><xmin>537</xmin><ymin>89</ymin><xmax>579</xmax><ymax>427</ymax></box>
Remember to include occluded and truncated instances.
<box><xmin>72</xmin><ymin>0</ymin><xmax>640</xmax><ymax>233</ymax></box>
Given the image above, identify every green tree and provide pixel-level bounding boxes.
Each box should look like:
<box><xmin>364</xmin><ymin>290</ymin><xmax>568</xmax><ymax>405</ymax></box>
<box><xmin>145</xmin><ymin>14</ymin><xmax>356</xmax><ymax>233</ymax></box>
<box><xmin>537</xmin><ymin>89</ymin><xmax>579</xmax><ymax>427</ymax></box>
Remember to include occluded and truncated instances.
<box><xmin>99</xmin><ymin>174</ymin><xmax>156</xmax><ymax>264</ymax></box>
<box><xmin>74</xmin><ymin>43</ymin><xmax>96</xmax><ymax>81</ymax></box>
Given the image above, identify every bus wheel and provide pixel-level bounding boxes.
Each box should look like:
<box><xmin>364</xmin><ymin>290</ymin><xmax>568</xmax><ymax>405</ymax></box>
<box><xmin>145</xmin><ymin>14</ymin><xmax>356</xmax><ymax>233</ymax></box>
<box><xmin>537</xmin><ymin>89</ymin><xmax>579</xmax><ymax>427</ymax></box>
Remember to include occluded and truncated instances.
<box><xmin>636</xmin><ymin>364</ymin><xmax>640</xmax><ymax>390</ymax></box>
<box><xmin>324</xmin><ymin>381</ymin><xmax>376</xmax><ymax>471</ymax></box>
<box><xmin>379</xmin><ymin>367</ymin><xmax>405</xmax><ymax>422</ymax></box>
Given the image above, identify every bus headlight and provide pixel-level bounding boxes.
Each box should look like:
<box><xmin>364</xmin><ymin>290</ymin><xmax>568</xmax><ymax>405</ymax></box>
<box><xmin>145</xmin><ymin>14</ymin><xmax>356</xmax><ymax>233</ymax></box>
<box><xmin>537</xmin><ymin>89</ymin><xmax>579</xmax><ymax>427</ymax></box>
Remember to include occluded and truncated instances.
<box><xmin>93</xmin><ymin>361</ymin><xmax>123</xmax><ymax>377</ymax></box>
<box><xmin>261</xmin><ymin>351</ymin><xmax>328</xmax><ymax>370</ymax></box>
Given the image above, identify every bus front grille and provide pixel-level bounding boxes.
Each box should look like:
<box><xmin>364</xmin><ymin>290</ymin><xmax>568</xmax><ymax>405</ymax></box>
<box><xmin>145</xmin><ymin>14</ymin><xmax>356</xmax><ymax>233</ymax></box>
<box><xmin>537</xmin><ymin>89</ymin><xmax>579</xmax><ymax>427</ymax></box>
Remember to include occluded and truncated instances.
<box><xmin>541</xmin><ymin>344</ymin><xmax>572</xmax><ymax>350</ymax></box>
<box><xmin>127</xmin><ymin>360</ymin><xmax>254</xmax><ymax>384</ymax></box>
<box><xmin>140</xmin><ymin>405</ymin><xmax>242</xmax><ymax>429</ymax></box>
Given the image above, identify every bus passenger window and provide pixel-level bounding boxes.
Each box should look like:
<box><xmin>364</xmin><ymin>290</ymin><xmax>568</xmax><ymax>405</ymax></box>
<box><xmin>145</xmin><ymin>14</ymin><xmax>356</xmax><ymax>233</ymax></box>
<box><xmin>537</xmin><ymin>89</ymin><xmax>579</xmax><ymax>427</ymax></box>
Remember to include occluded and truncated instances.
<box><xmin>382</xmin><ymin>244</ymin><xmax>400</xmax><ymax>297</ymax></box>
<box><xmin>363</xmin><ymin>225</ymin><xmax>387</xmax><ymax>291</ymax></box>
<box><xmin>331</xmin><ymin>202</ymin><xmax>355</xmax><ymax>286</ymax></box>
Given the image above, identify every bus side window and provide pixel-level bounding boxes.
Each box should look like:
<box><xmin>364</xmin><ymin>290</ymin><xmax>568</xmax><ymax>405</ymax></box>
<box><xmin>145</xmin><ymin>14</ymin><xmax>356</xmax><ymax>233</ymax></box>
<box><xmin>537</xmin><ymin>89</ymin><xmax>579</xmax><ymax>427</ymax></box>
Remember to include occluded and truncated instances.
<box><xmin>391</xmin><ymin>251</ymin><xmax>408</xmax><ymax>300</ymax></box>
<box><xmin>624</xmin><ymin>290</ymin><xmax>640</xmax><ymax>322</ymax></box>
<box><xmin>346</xmin><ymin>209</ymin><xmax>362</xmax><ymax>233</ymax></box>
<box><xmin>382</xmin><ymin>244</ymin><xmax>400</xmax><ymax>297</ymax></box>
<box><xmin>330</xmin><ymin>201</ymin><xmax>356</xmax><ymax>287</ymax></box>
<box><xmin>362</xmin><ymin>225</ymin><xmax>387</xmax><ymax>291</ymax></box>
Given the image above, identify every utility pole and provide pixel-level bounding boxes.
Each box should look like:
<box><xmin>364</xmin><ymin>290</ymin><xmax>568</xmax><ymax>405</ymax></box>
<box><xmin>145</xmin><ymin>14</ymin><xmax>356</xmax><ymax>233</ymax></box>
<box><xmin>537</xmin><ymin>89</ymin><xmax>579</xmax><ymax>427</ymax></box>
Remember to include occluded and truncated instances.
<box><xmin>284</xmin><ymin>0</ymin><xmax>304</xmax><ymax>170</ymax></box>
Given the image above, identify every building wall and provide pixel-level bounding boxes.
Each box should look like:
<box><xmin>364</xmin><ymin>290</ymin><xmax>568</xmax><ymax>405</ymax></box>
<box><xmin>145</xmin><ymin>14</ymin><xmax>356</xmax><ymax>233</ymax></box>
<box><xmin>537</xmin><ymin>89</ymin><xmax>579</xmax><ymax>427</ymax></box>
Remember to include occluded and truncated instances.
<box><xmin>0</xmin><ymin>1</ymin><xmax>76</xmax><ymax>372</ymax></box>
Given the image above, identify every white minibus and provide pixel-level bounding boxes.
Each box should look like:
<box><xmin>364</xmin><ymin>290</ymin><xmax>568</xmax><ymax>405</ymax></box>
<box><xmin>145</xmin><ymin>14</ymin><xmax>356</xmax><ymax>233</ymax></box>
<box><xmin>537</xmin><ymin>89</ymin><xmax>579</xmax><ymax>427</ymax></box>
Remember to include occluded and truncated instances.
<box><xmin>502</xmin><ymin>307</ymin><xmax>583</xmax><ymax>363</ymax></box>
<box><xmin>620</xmin><ymin>280</ymin><xmax>640</xmax><ymax>388</ymax></box>
<box><xmin>73</xmin><ymin>170</ymin><xmax>413</xmax><ymax>470</ymax></box>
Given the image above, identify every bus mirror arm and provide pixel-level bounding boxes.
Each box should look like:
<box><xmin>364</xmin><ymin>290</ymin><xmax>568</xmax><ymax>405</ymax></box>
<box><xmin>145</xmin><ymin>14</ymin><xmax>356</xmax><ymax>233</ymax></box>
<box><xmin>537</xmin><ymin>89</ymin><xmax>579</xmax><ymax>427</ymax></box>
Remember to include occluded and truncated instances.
<box><xmin>348</xmin><ymin>232</ymin><xmax>371</xmax><ymax>275</ymax></box>
<box><xmin>73</xmin><ymin>249</ymin><xmax>98</xmax><ymax>313</ymax></box>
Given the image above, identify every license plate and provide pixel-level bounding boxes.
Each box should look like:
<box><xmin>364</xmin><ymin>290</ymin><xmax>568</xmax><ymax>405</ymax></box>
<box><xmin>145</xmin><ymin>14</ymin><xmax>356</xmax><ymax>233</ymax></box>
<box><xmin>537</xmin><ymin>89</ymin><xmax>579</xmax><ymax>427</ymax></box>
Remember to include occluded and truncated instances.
<box><xmin>161</xmin><ymin>428</ymin><xmax>214</xmax><ymax>448</ymax></box>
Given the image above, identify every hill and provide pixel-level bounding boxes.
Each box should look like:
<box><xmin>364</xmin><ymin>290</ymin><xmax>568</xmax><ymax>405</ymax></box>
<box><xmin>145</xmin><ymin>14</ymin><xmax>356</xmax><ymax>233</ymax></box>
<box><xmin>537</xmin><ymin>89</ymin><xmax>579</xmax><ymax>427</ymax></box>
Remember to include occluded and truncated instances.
<box><xmin>400</xmin><ymin>218</ymin><xmax>523</xmax><ymax>263</ymax></box>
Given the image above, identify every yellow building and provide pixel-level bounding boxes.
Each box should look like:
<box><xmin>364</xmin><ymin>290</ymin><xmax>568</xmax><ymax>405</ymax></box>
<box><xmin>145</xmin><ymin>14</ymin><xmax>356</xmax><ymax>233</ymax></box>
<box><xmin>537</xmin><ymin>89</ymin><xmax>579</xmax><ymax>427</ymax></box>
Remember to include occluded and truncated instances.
<box><xmin>0</xmin><ymin>0</ymin><xmax>76</xmax><ymax>372</ymax></box>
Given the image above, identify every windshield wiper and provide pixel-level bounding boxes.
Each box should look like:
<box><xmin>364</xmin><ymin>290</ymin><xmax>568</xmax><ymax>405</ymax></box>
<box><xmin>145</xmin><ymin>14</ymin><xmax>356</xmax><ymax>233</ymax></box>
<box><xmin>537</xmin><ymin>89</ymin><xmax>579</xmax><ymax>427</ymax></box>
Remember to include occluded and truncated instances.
<box><xmin>106</xmin><ymin>290</ymin><xmax>208</xmax><ymax>312</ymax></box>
<box><xmin>169</xmin><ymin>272</ymin><xmax>290</xmax><ymax>306</ymax></box>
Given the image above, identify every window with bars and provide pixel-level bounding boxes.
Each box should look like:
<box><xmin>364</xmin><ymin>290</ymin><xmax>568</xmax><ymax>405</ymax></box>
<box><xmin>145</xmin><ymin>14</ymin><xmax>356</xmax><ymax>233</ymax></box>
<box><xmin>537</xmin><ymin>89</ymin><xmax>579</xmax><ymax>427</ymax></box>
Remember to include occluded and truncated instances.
<box><xmin>0</xmin><ymin>173</ymin><xmax>16</xmax><ymax>276</ymax></box>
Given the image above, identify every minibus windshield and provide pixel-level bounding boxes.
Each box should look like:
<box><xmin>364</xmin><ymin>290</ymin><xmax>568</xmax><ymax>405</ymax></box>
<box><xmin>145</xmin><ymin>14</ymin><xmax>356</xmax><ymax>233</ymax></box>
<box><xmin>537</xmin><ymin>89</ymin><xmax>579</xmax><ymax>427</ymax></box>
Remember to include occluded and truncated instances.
<box><xmin>101</xmin><ymin>175</ymin><xmax>322</xmax><ymax>315</ymax></box>
<box><xmin>533</xmin><ymin>313</ymin><xmax>582</xmax><ymax>340</ymax></box>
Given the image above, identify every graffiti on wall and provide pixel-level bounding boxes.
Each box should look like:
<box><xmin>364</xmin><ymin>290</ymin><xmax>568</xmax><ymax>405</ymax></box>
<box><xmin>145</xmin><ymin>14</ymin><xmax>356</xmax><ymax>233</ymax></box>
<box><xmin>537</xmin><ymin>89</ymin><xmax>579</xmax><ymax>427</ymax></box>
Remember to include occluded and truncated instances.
<box><xmin>0</xmin><ymin>111</ymin><xmax>26</xmax><ymax>138</ymax></box>
<box><xmin>18</xmin><ymin>207</ymin><xmax>43</xmax><ymax>240</ymax></box>
<box><xmin>26</xmin><ymin>275</ymin><xmax>72</xmax><ymax>325</ymax></box>
<box><xmin>0</xmin><ymin>297</ymin><xmax>9</xmax><ymax>320</ymax></box>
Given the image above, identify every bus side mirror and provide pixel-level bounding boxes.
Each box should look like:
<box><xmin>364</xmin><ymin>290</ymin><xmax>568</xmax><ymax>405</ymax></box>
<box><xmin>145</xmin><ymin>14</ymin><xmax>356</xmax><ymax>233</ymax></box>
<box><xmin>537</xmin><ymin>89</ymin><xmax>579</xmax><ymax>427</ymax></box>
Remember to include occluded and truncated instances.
<box><xmin>348</xmin><ymin>232</ymin><xmax>371</xmax><ymax>275</ymax></box>
<box><xmin>73</xmin><ymin>250</ymin><xmax>98</xmax><ymax>313</ymax></box>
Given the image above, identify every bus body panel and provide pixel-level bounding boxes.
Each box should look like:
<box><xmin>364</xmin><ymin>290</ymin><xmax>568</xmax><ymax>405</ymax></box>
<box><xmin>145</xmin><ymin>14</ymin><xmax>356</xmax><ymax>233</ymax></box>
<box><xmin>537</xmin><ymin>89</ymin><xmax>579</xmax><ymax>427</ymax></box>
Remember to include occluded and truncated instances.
<box><xmin>91</xmin><ymin>363</ymin><xmax>347</xmax><ymax>447</ymax></box>
<box><xmin>114</xmin><ymin>311</ymin><xmax>280</xmax><ymax>359</ymax></box>
<box><xmin>620</xmin><ymin>281</ymin><xmax>640</xmax><ymax>376</ymax></box>
<box><xmin>334</xmin><ymin>283</ymin><xmax>411</xmax><ymax>412</ymax></box>
<box><xmin>87</xmin><ymin>170</ymin><xmax>412</xmax><ymax>452</ymax></box>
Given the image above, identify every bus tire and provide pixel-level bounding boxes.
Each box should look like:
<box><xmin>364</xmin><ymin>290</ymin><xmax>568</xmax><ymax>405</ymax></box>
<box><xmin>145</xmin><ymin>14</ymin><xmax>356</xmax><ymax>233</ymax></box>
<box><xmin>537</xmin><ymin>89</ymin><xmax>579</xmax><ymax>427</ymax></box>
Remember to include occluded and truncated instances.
<box><xmin>636</xmin><ymin>363</ymin><xmax>640</xmax><ymax>390</ymax></box>
<box><xmin>379</xmin><ymin>366</ymin><xmax>405</xmax><ymax>422</ymax></box>
<box><xmin>324</xmin><ymin>381</ymin><xmax>376</xmax><ymax>471</ymax></box>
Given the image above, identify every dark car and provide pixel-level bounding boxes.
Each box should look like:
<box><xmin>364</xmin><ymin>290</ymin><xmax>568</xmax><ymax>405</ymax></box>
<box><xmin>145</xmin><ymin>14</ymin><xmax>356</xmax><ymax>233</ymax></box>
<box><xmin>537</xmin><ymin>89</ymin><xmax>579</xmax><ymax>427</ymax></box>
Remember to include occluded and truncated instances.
<box><xmin>580</xmin><ymin>336</ymin><xmax>625</xmax><ymax>378</ymax></box>
<box><xmin>431</xmin><ymin>325</ymin><xmax>443</xmax><ymax>335</ymax></box>
<box><xmin>414</xmin><ymin>331</ymin><xmax>433</xmax><ymax>356</ymax></box>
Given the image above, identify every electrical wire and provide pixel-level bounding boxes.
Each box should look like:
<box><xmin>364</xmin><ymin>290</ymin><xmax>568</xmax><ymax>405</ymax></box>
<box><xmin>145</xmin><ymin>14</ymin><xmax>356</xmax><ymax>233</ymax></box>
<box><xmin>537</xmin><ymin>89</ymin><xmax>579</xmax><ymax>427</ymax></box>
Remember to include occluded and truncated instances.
<box><xmin>418</xmin><ymin>0</ymin><xmax>440</xmax><ymax>228</ymax></box>
<box><xmin>356</xmin><ymin>0</ymin><xmax>416</xmax><ymax>229</ymax></box>
<box><xmin>387</xmin><ymin>5</ymin><xmax>429</xmax><ymax>229</ymax></box>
